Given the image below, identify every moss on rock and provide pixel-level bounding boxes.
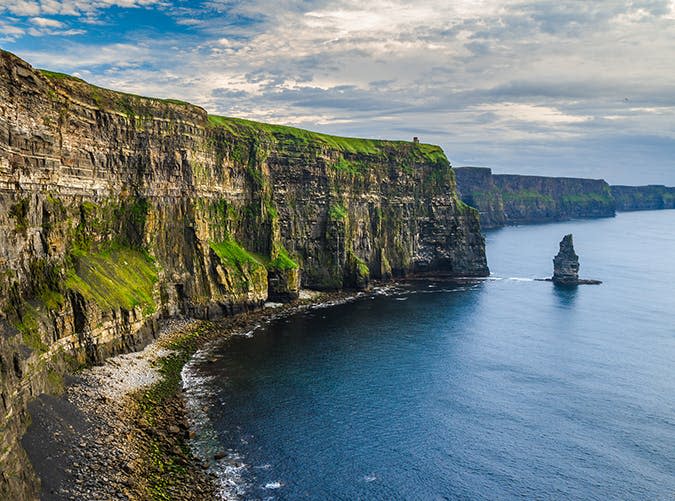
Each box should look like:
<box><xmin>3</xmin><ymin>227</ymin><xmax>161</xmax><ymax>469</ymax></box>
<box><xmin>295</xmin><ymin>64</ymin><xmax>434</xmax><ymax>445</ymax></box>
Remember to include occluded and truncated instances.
<box><xmin>65</xmin><ymin>247</ymin><xmax>158</xmax><ymax>314</ymax></box>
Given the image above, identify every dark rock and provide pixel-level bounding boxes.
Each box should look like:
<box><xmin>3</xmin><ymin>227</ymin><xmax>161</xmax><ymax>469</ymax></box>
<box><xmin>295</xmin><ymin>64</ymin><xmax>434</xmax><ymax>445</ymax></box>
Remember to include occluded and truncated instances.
<box><xmin>553</xmin><ymin>234</ymin><xmax>579</xmax><ymax>284</ymax></box>
<box><xmin>0</xmin><ymin>49</ymin><xmax>489</xmax><ymax>498</ymax></box>
<box><xmin>550</xmin><ymin>234</ymin><xmax>601</xmax><ymax>285</ymax></box>
<box><xmin>611</xmin><ymin>185</ymin><xmax>675</xmax><ymax>211</ymax></box>
<box><xmin>455</xmin><ymin>167</ymin><xmax>615</xmax><ymax>228</ymax></box>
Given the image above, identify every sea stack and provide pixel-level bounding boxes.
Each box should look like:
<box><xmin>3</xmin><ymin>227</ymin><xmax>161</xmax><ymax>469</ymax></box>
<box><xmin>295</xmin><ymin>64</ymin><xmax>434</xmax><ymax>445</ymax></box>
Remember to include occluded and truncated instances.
<box><xmin>551</xmin><ymin>234</ymin><xmax>601</xmax><ymax>285</ymax></box>
<box><xmin>553</xmin><ymin>234</ymin><xmax>580</xmax><ymax>284</ymax></box>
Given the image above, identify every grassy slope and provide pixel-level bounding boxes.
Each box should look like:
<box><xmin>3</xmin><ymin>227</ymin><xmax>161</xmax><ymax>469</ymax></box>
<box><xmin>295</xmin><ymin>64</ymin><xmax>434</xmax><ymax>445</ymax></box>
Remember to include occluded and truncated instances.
<box><xmin>207</xmin><ymin>115</ymin><xmax>449</xmax><ymax>165</ymax></box>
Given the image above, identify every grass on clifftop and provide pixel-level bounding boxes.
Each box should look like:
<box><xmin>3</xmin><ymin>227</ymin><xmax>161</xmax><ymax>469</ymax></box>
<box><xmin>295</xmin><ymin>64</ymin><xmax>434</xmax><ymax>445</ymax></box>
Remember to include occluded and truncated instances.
<box><xmin>39</xmin><ymin>68</ymin><xmax>193</xmax><ymax>109</ymax></box>
<box><xmin>34</xmin><ymin>54</ymin><xmax>450</xmax><ymax>166</ymax></box>
<box><xmin>65</xmin><ymin>247</ymin><xmax>158</xmax><ymax>314</ymax></box>
<box><xmin>208</xmin><ymin>115</ymin><xmax>450</xmax><ymax>165</ymax></box>
<box><xmin>34</xmin><ymin>56</ymin><xmax>449</xmax><ymax>167</ymax></box>
<box><xmin>208</xmin><ymin>115</ymin><xmax>382</xmax><ymax>155</ymax></box>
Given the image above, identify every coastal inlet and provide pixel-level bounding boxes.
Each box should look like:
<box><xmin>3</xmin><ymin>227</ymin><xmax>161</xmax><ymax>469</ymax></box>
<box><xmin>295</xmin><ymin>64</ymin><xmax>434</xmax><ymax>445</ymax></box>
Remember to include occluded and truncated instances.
<box><xmin>182</xmin><ymin>211</ymin><xmax>675</xmax><ymax>500</ymax></box>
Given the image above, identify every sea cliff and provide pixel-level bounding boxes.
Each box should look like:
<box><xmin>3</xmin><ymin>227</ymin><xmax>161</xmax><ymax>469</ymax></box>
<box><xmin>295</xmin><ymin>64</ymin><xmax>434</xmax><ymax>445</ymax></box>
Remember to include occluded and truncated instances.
<box><xmin>455</xmin><ymin>167</ymin><xmax>673</xmax><ymax>228</ymax></box>
<box><xmin>0</xmin><ymin>50</ymin><xmax>487</xmax><ymax>498</ymax></box>
<box><xmin>610</xmin><ymin>185</ymin><xmax>675</xmax><ymax>211</ymax></box>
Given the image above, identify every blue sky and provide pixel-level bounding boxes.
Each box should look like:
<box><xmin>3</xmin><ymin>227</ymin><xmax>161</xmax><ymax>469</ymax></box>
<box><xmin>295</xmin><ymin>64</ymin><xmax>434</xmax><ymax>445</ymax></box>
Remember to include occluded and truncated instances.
<box><xmin>1</xmin><ymin>0</ymin><xmax>674</xmax><ymax>184</ymax></box>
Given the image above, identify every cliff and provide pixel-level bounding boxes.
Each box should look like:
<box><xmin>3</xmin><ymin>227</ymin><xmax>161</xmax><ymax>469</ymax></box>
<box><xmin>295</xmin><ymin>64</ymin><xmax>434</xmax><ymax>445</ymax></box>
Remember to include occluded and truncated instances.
<box><xmin>0</xmin><ymin>50</ymin><xmax>487</xmax><ymax>498</ymax></box>
<box><xmin>455</xmin><ymin>167</ymin><xmax>615</xmax><ymax>228</ymax></box>
<box><xmin>611</xmin><ymin>185</ymin><xmax>675</xmax><ymax>211</ymax></box>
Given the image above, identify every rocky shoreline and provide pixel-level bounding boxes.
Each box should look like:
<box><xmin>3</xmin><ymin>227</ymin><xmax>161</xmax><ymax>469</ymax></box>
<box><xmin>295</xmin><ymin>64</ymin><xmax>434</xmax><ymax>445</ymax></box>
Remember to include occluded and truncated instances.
<box><xmin>22</xmin><ymin>289</ymin><xmax>357</xmax><ymax>500</ymax></box>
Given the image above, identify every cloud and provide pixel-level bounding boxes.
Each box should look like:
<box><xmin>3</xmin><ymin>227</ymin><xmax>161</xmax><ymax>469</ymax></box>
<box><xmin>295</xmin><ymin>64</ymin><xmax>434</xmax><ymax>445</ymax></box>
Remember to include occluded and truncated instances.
<box><xmin>3</xmin><ymin>0</ymin><xmax>675</xmax><ymax>184</ymax></box>
<box><xmin>0</xmin><ymin>0</ymin><xmax>164</xmax><ymax>17</ymax></box>
<box><xmin>30</xmin><ymin>16</ymin><xmax>64</xmax><ymax>28</ymax></box>
<box><xmin>471</xmin><ymin>103</ymin><xmax>592</xmax><ymax>125</ymax></box>
<box><xmin>20</xmin><ymin>43</ymin><xmax>153</xmax><ymax>68</ymax></box>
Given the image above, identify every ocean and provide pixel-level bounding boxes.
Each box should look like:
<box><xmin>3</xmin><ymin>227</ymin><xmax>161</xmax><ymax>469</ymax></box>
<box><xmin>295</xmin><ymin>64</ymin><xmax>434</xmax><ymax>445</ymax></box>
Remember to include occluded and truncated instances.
<box><xmin>184</xmin><ymin>210</ymin><xmax>675</xmax><ymax>500</ymax></box>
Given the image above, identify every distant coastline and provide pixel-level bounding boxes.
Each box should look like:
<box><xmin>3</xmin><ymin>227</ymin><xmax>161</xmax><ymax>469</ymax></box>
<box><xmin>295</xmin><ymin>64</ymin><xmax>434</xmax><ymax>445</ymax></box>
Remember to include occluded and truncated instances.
<box><xmin>454</xmin><ymin>166</ymin><xmax>675</xmax><ymax>228</ymax></box>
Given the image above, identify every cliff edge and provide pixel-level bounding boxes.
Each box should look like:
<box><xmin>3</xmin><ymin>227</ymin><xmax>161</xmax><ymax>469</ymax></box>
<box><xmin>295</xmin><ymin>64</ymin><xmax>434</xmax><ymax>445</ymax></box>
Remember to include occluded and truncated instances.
<box><xmin>0</xmin><ymin>50</ymin><xmax>488</xmax><ymax>498</ymax></box>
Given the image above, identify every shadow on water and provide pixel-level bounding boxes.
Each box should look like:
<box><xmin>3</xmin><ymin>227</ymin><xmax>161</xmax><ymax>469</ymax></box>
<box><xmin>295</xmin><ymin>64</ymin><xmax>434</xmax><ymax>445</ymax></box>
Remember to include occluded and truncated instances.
<box><xmin>552</xmin><ymin>282</ymin><xmax>579</xmax><ymax>308</ymax></box>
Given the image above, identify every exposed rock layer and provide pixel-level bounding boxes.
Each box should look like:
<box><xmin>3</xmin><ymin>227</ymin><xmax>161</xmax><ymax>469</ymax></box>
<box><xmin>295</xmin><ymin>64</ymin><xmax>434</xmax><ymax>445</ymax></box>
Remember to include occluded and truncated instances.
<box><xmin>610</xmin><ymin>185</ymin><xmax>675</xmax><ymax>211</ymax></box>
<box><xmin>547</xmin><ymin>234</ymin><xmax>601</xmax><ymax>286</ymax></box>
<box><xmin>552</xmin><ymin>234</ymin><xmax>580</xmax><ymax>285</ymax></box>
<box><xmin>455</xmin><ymin>167</ymin><xmax>615</xmax><ymax>228</ymax></box>
<box><xmin>0</xmin><ymin>51</ymin><xmax>488</xmax><ymax>498</ymax></box>
<box><xmin>456</xmin><ymin>167</ymin><xmax>675</xmax><ymax>229</ymax></box>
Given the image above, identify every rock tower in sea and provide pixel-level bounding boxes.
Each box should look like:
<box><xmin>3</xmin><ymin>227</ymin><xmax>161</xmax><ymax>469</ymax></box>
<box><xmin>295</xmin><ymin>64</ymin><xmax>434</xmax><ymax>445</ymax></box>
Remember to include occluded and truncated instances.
<box><xmin>552</xmin><ymin>234</ymin><xmax>580</xmax><ymax>285</ymax></box>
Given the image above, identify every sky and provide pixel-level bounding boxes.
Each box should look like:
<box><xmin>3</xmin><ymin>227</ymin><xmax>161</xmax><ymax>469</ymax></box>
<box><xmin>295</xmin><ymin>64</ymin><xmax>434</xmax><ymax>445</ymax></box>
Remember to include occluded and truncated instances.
<box><xmin>1</xmin><ymin>0</ymin><xmax>674</xmax><ymax>185</ymax></box>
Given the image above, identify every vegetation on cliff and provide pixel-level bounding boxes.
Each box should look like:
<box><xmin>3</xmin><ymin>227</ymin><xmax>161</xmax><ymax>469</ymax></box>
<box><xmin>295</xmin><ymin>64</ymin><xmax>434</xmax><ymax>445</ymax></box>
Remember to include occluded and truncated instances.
<box><xmin>207</xmin><ymin>115</ymin><xmax>449</xmax><ymax>167</ymax></box>
<box><xmin>0</xmin><ymin>50</ymin><xmax>488</xmax><ymax>500</ymax></box>
<box><xmin>65</xmin><ymin>247</ymin><xmax>158</xmax><ymax>314</ymax></box>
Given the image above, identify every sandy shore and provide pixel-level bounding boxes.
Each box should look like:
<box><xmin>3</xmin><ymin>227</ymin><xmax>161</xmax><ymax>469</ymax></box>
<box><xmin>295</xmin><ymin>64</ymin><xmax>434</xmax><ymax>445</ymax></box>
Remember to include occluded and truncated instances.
<box><xmin>22</xmin><ymin>289</ymin><xmax>355</xmax><ymax>500</ymax></box>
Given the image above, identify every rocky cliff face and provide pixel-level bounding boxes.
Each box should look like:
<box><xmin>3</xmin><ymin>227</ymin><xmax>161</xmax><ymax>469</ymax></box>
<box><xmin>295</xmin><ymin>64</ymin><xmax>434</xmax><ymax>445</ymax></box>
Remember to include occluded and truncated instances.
<box><xmin>450</xmin><ymin>167</ymin><xmax>506</xmax><ymax>228</ymax></box>
<box><xmin>552</xmin><ymin>234</ymin><xmax>580</xmax><ymax>285</ymax></box>
<box><xmin>455</xmin><ymin>167</ymin><xmax>616</xmax><ymax>228</ymax></box>
<box><xmin>611</xmin><ymin>185</ymin><xmax>675</xmax><ymax>211</ymax></box>
<box><xmin>0</xmin><ymin>50</ymin><xmax>487</xmax><ymax>498</ymax></box>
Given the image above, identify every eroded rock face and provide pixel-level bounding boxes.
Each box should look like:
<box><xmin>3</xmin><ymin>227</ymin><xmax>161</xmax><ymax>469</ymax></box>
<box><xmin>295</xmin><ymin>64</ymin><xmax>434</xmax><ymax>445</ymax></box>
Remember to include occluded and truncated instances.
<box><xmin>0</xmin><ymin>50</ymin><xmax>488</xmax><ymax>498</ymax></box>
<box><xmin>455</xmin><ymin>167</ymin><xmax>616</xmax><ymax>228</ymax></box>
<box><xmin>610</xmin><ymin>185</ymin><xmax>675</xmax><ymax>211</ymax></box>
<box><xmin>552</xmin><ymin>234</ymin><xmax>580</xmax><ymax>284</ymax></box>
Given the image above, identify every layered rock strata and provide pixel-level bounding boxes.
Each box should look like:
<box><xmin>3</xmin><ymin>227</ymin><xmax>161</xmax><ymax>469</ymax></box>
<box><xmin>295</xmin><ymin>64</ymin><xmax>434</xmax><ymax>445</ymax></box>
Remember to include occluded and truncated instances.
<box><xmin>0</xmin><ymin>50</ymin><xmax>488</xmax><ymax>498</ymax></box>
<box><xmin>552</xmin><ymin>234</ymin><xmax>580</xmax><ymax>284</ymax></box>
<box><xmin>455</xmin><ymin>167</ymin><xmax>615</xmax><ymax>228</ymax></box>
<box><xmin>549</xmin><ymin>234</ymin><xmax>601</xmax><ymax>286</ymax></box>
<box><xmin>610</xmin><ymin>185</ymin><xmax>675</xmax><ymax>211</ymax></box>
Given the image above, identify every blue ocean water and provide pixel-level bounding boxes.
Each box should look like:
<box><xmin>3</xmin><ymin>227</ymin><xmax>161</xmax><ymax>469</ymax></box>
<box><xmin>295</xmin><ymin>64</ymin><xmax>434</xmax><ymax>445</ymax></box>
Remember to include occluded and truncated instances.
<box><xmin>186</xmin><ymin>211</ymin><xmax>675</xmax><ymax>500</ymax></box>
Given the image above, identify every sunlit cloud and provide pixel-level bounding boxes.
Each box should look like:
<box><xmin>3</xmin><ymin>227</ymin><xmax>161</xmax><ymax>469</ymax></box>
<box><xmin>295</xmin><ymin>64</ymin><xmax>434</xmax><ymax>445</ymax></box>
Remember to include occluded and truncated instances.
<box><xmin>1</xmin><ymin>0</ymin><xmax>674</xmax><ymax>184</ymax></box>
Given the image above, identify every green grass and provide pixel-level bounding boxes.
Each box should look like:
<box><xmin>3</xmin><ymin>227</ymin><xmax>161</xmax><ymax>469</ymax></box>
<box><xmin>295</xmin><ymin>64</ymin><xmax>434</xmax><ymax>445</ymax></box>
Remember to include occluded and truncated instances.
<box><xmin>9</xmin><ymin>198</ymin><xmax>30</xmax><ymax>232</ymax></box>
<box><xmin>356</xmin><ymin>257</ymin><xmax>369</xmax><ymax>278</ymax></box>
<box><xmin>333</xmin><ymin>157</ymin><xmax>366</xmax><ymax>176</ymax></box>
<box><xmin>65</xmin><ymin>247</ymin><xmax>158</xmax><ymax>313</ymax></box>
<box><xmin>39</xmin><ymin>69</ymin><xmax>193</xmax><ymax>109</ymax></box>
<box><xmin>269</xmin><ymin>245</ymin><xmax>299</xmax><ymax>271</ymax></box>
<box><xmin>562</xmin><ymin>193</ymin><xmax>613</xmax><ymax>204</ymax></box>
<box><xmin>39</xmin><ymin>288</ymin><xmax>65</xmax><ymax>311</ymax></box>
<box><xmin>209</xmin><ymin>239</ymin><xmax>264</xmax><ymax>269</ymax></box>
<box><xmin>416</xmin><ymin>143</ymin><xmax>449</xmax><ymax>165</ymax></box>
<box><xmin>15</xmin><ymin>304</ymin><xmax>49</xmax><ymax>353</ymax></box>
<box><xmin>329</xmin><ymin>204</ymin><xmax>348</xmax><ymax>221</ymax></box>
<box><xmin>502</xmin><ymin>190</ymin><xmax>555</xmax><ymax>203</ymax></box>
<box><xmin>208</xmin><ymin>115</ymin><xmax>382</xmax><ymax>155</ymax></box>
<box><xmin>208</xmin><ymin>115</ymin><xmax>451</xmax><ymax>167</ymax></box>
<box><xmin>37</xmin><ymin>63</ymin><xmax>449</xmax><ymax>166</ymax></box>
<box><xmin>39</xmin><ymin>69</ymin><xmax>84</xmax><ymax>81</ymax></box>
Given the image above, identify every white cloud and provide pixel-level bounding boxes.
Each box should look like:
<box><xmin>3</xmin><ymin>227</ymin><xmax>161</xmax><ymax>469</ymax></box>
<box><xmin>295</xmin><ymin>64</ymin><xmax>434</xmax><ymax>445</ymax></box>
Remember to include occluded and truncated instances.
<box><xmin>20</xmin><ymin>43</ymin><xmax>152</xmax><ymax>68</ymax></box>
<box><xmin>0</xmin><ymin>24</ymin><xmax>26</xmax><ymax>40</ymax></box>
<box><xmin>5</xmin><ymin>0</ymin><xmax>675</xmax><ymax>183</ymax></box>
<box><xmin>472</xmin><ymin>103</ymin><xmax>592</xmax><ymax>125</ymax></box>
<box><xmin>30</xmin><ymin>16</ymin><xmax>64</xmax><ymax>27</ymax></box>
<box><xmin>0</xmin><ymin>0</ymin><xmax>164</xmax><ymax>17</ymax></box>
